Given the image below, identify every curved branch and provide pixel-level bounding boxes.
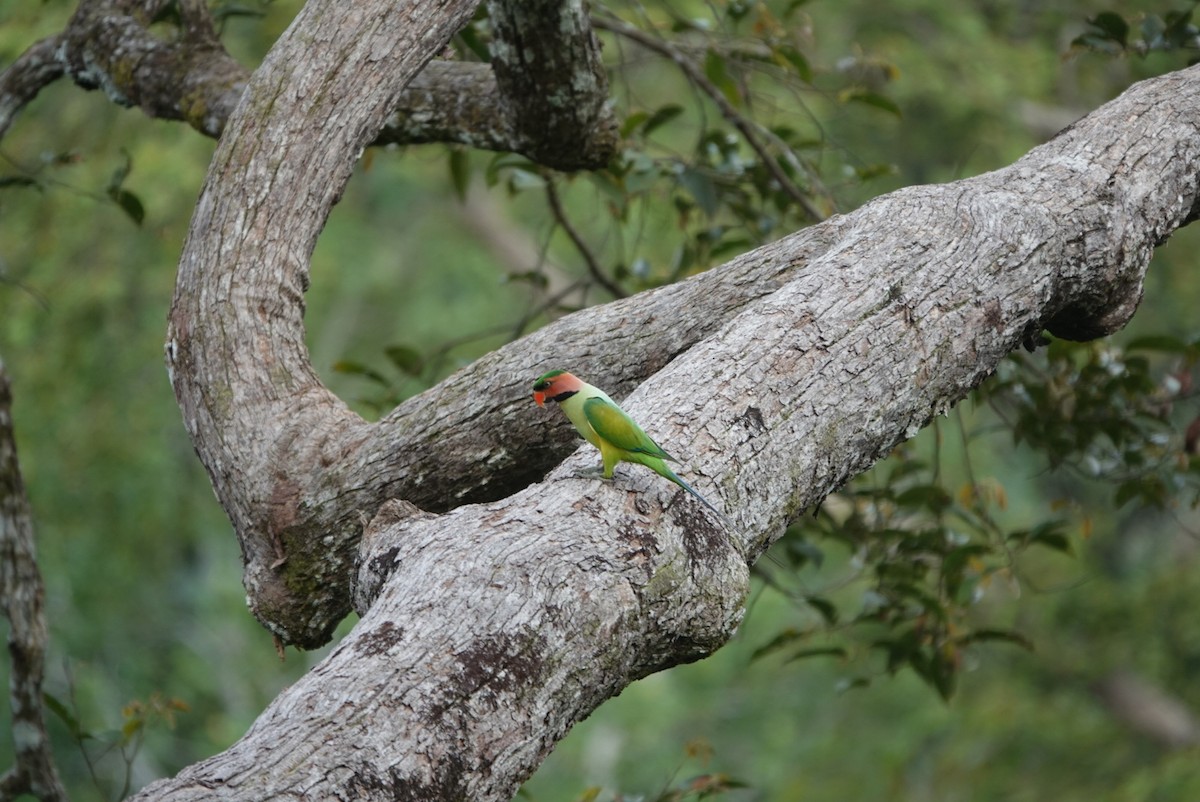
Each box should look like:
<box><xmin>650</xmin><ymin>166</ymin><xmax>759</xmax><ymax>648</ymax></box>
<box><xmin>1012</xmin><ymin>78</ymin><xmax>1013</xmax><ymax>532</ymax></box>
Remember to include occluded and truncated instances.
<box><xmin>57</xmin><ymin>0</ymin><xmax>246</xmax><ymax>137</ymax></box>
<box><xmin>169</xmin><ymin>0</ymin><xmax>1200</xmax><ymax>661</ymax></box>
<box><xmin>165</xmin><ymin>0</ymin><xmax>485</xmax><ymax>648</ymax></box>
<box><xmin>0</xmin><ymin>35</ymin><xmax>65</xmax><ymax>140</ymax></box>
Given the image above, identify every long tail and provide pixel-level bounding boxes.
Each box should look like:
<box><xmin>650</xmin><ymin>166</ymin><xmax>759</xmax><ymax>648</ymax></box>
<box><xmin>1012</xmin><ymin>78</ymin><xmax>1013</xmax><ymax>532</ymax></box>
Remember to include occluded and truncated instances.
<box><xmin>663</xmin><ymin>467</ymin><xmax>731</xmax><ymax>527</ymax></box>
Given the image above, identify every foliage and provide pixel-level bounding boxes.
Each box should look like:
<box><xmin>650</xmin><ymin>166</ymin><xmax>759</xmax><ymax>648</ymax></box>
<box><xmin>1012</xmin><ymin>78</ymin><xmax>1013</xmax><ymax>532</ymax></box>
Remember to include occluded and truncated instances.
<box><xmin>1071</xmin><ymin>3</ymin><xmax>1200</xmax><ymax>60</ymax></box>
<box><xmin>43</xmin><ymin>683</ymin><xmax>189</xmax><ymax>801</ymax></box>
<box><xmin>755</xmin><ymin>333</ymin><xmax>1200</xmax><ymax>701</ymax></box>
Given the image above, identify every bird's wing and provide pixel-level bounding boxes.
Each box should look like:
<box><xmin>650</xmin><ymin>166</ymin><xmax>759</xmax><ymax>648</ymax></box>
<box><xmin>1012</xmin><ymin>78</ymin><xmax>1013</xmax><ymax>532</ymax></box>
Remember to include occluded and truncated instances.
<box><xmin>583</xmin><ymin>397</ymin><xmax>676</xmax><ymax>461</ymax></box>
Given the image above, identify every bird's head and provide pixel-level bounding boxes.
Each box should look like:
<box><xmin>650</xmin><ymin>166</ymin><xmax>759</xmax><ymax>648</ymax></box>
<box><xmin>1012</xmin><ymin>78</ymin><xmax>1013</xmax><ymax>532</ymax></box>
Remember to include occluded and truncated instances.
<box><xmin>532</xmin><ymin>370</ymin><xmax>582</xmax><ymax>407</ymax></box>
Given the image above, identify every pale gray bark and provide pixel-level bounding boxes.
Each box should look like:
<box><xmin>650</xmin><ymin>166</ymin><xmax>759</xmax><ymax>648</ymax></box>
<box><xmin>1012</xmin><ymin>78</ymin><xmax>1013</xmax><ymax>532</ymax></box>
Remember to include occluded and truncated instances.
<box><xmin>0</xmin><ymin>35</ymin><xmax>63</xmax><ymax>140</ymax></box>
<box><xmin>143</xmin><ymin>0</ymin><xmax>1200</xmax><ymax>786</ymax></box>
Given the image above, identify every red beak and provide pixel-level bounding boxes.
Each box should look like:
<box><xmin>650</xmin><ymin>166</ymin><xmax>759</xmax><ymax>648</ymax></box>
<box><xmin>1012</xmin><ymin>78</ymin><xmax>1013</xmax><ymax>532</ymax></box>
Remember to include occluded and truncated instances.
<box><xmin>533</xmin><ymin>391</ymin><xmax>546</xmax><ymax>408</ymax></box>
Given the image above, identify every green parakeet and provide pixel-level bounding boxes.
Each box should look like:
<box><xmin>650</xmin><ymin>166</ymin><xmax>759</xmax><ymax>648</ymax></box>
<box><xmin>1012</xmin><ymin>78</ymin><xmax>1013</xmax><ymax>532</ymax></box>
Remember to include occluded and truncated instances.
<box><xmin>532</xmin><ymin>370</ymin><xmax>725</xmax><ymax>520</ymax></box>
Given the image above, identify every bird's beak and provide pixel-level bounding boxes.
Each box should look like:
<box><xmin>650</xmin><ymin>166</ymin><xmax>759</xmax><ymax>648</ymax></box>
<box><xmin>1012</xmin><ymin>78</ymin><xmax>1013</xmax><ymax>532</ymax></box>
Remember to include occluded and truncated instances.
<box><xmin>533</xmin><ymin>391</ymin><xmax>546</xmax><ymax>408</ymax></box>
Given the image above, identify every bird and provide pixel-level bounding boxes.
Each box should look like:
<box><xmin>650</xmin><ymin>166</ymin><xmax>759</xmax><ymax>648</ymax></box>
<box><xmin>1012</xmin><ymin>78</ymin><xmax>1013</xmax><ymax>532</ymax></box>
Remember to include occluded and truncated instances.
<box><xmin>532</xmin><ymin>369</ymin><xmax>727</xmax><ymax>521</ymax></box>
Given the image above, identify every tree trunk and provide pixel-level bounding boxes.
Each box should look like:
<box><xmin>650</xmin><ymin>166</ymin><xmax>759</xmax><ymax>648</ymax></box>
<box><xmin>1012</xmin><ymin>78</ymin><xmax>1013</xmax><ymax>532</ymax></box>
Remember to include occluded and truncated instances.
<box><xmin>124</xmin><ymin>1</ymin><xmax>1200</xmax><ymax>799</ymax></box>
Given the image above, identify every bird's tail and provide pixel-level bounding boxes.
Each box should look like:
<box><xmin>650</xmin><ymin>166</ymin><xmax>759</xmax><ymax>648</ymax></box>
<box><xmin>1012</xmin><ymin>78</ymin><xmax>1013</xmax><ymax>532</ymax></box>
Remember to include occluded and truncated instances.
<box><xmin>665</xmin><ymin>468</ymin><xmax>731</xmax><ymax>528</ymax></box>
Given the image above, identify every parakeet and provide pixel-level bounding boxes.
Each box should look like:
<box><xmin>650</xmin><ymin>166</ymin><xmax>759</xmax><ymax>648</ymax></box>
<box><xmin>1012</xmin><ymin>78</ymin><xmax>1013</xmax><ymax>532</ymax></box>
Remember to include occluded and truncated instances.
<box><xmin>532</xmin><ymin>370</ymin><xmax>725</xmax><ymax>520</ymax></box>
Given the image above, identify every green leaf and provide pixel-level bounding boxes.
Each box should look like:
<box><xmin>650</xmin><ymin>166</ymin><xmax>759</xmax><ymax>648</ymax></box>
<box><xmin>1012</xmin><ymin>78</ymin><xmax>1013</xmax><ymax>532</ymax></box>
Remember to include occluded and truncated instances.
<box><xmin>641</xmin><ymin>104</ymin><xmax>684</xmax><ymax>137</ymax></box>
<box><xmin>620</xmin><ymin>111</ymin><xmax>649</xmax><ymax>139</ymax></box>
<box><xmin>448</xmin><ymin>148</ymin><xmax>469</xmax><ymax>202</ymax></box>
<box><xmin>838</xmin><ymin>88</ymin><xmax>902</xmax><ymax>118</ymax></box>
<box><xmin>1125</xmin><ymin>334</ymin><xmax>1190</xmax><ymax>353</ymax></box>
<box><xmin>108</xmin><ymin>187</ymin><xmax>145</xmax><ymax>226</ymax></box>
<box><xmin>929</xmin><ymin>649</ymin><xmax>958</xmax><ymax>701</ymax></box>
<box><xmin>1163</xmin><ymin>8</ymin><xmax>1196</xmax><ymax>47</ymax></box>
<box><xmin>384</xmin><ymin>345</ymin><xmax>424</xmax><ymax>376</ymax></box>
<box><xmin>750</xmin><ymin>627</ymin><xmax>808</xmax><ymax>661</ymax></box>
<box><xmin>805</xmin><ymin>595</ymin><xmax>838</xmax><ymax>625</ymax></box>
<box><xmin>957</xmin><ymin>628</ymin><xmax>1034</xmax><ymax>651</ymax></box>
<box><xmin>1010</xmin><ymin>520</ymin><xmax>1074</xmax><ymax>554</ymax></box>
<box><xmin>43</xmin><ymin>691</ymin><xmax>87</xmax><ymax>740</ymax></box>
<box><xmin>1088</xmin><ymin>11</ymin><xmax>1130</xmax><ymax>46</ymax></box>
<box><xmin>506</xmin><ymin>168</ymin><xmax>545</xmax><ymax>193</ymax></box>
<box><xmin>855</xmin><ymin>163</ymin><xmax>897</xmax><ymax>181</ymax></box>
<box><xmin>895</xmin><ymin>484</ymin><xmax>952</xmax><ymax>514</ymax></box>
<box><xmin>774</xmin><ymin>45</ymin><xmax>813</xmax><ymax>83</ymax></box>
<box><xmin>1142</xmin><ymin>14</ymin><xmax>1167</xmax><ymax>49</ymax></box>
<box><xmin>835</xmin><ymin>676</ymin><xmax>871</xmax><ymax>694</ymax></box>
<box><xmin>703</xmin><ymin>50</ymin><xmax>742</xmax><ymax>107</ymax></box>
<box><xmin>0</xmin><ymin>175</ymin><xmax>40</xmax><ymax>190</ymax></box>
<box><xmin>484</xmin><ymin>154</ymin><xmax>539</xmax><ymax>188</ymax></box>
<box><xmin>332</xmin><ymin>360</ymin><xmax>389</xmax><ymax>386</ymax></box>
<box><xmin>504</xmin><ymin>270</ymin><xmax>549</xmax><ymax>289</ymax></box>
<box><xmin>677</xmin><ymin>167</ymin><xmax>720</xmax><ymax>217</ymax></box>
<box><xmin>783</xmin><ymin>646</ymin><xmax>848</xmax><ymax>664</ymax></box>
<box><xmin>107</xmin><ymin>148</ymin><xmax>133</xmax><ymax>192</ymax></box>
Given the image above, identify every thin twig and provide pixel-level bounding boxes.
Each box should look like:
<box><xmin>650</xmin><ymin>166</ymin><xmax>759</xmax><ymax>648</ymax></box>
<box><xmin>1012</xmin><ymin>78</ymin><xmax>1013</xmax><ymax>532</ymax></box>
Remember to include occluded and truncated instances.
<box><xmin>544</xmin><ymin>180</ymin><xmax>627</xmax><ymax>299</ymax></box>
<box><xmin>592</xmin><ymin>14</ymin><xmax>825</xmax><ymax>222</ymax></box>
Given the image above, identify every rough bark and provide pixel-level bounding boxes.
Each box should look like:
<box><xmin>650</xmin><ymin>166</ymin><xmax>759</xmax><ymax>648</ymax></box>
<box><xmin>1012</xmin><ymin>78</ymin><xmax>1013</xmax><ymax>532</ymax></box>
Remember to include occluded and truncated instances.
<box><xmin>0</xmin><ymin>357</ymin><xmax>68</xmax><ymax>802</ymax></box>
<box><xmin>0</xmin><ymin>35</ymin><xmax>64</xmax><ymax>140</ymax></box>
<box><xmin>2</xmin><ymin>0</ymin><xmax>617</xmax><ymax>170</ymax></box>
<box><xmin>141</xmin><ymin>0</ymin><xmax>1200</xmax><ymax>786</ymax></box>
<box><xmin>486</xmin><ymin>0</ymin><xmax>618</xmax><ymax>171</ymax></box>
<box><xmin>170</xmin><ymin>24</ymin><xmax>1200</xmax><ymax>653</ymax></box>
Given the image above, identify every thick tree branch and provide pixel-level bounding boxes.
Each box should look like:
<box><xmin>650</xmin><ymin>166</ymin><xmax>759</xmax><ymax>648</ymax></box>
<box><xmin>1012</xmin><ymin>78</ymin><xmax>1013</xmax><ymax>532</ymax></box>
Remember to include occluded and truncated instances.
<box><xmin>140</xmin><ymin>55</ymin><xmax>1200</xmax><ymax>791</ymax></box>
<box><xmin>0</xmin><ymin>357</ymin><xmax>68</xmax><ymax>802</ymax></box>
<box><xmin>169</xmin><ymin>0</ymin><xmax>1200</xmax><ymax>651</ymax></box>
<box><xmin>2</xmin><ymin>0</ymin><xmax>619</xmax><ymax>170</ymax></box>
<box><xmin>486</xmin><ymin>0</ymin><xmax>619</xmax><ymax>170</ymax></box>
<box><xmin>166</xmin><ymin>0</ymin><xmax>486</xmax><ymax>648</ymax></box>
<box><xmin>56</xmin><ymin>0</ymin><xmax>244</xmax><ymax>137</ymax></box>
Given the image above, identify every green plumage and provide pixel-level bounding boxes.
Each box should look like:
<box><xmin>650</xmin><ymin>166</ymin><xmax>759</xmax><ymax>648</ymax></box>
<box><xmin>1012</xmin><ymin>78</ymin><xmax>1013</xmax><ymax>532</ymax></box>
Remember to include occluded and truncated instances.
<box><xmin>535</xmin><ymin>371</ymin><xmax>726</xmax><ymax>520</ymax></box>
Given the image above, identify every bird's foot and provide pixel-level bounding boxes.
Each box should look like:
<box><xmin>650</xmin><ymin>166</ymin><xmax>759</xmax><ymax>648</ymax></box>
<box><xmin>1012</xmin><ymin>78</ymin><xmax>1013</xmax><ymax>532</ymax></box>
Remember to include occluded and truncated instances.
<box><xmin>575</xmin><ymin>466</ymin><xmax>608</xmax><ymax>480</ymax></box>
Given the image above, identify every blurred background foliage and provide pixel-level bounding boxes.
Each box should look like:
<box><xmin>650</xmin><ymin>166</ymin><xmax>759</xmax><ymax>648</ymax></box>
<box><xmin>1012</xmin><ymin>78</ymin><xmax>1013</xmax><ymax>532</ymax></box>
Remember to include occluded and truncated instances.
<box><xmin>2</xmin><ymin>0</ymin><xmax>1200</xmax><ymax>799</ymax></box>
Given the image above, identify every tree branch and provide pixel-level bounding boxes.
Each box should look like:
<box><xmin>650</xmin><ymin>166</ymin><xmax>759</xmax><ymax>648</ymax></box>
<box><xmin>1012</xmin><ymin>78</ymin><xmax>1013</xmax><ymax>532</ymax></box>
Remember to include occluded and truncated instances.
<box><xmin>118</xmin><ymin>0</ymin><xmax>1200</xmax><ymax>786</ymax></box>
<box><xmin>486</xmin><ymin>0</ymin><xmax>619</xmax><ymax>170</ymax></box>
<box><xmin>2</xmin><ymin>0</ymin><xmax>619</xmax><ymax>170</ymax></box>
<box><xmin>0</xmin><ymin>356</ymin><xmax>68</xmax><ymax>802</ymax></box>
<box><xmin>171</xmin><ymin>0</ymin><xmax>1200</xmax><ymax>653</ymax></box>
<box><xmin>0</xmin><ymin>35</ymin><xmax>65</xmax><ymax>141</ymax></box>
<box><xmin>544</xmin><ymin>179</ymin><xmax>627</xmax><ymax>298</ymax></box>
<box><xmin>591</xmin><ymin>13</ymin><xmax>826</xmax><ymax>223</ymax></box>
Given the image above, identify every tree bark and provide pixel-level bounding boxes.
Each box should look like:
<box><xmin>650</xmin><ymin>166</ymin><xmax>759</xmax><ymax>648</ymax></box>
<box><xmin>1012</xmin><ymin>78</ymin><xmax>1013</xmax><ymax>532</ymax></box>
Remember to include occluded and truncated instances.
<box><xmin>0</xmin><ymin>357</ymin><xmax>68</xmax><ymax>802</ymax></box>
<box><xmin>142</xmin><ymin>0</ymin><xmax>1200</xmax><ymax>788</ymax></box>
<box><xmin>1</xmin><ymin>0</ymin><xmax>617</xmax><ymax>170</ymax></box>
